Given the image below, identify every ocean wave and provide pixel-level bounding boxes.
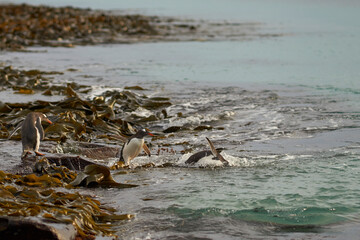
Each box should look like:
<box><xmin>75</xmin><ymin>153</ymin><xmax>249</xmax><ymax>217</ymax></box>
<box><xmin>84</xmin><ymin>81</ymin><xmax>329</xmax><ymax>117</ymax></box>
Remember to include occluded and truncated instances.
<box><xmin>166</xmin><ymin>205</ymin><xmax>351</xmax><ymax>226</ymax></box>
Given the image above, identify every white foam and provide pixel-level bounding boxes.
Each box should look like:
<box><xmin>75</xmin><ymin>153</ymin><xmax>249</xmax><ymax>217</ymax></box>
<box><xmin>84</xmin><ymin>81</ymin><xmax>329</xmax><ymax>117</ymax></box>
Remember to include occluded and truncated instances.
<box><xmin>88</xmin><ymin>85</ymin><xmax>124</xmax><ymax>99</ymax></box>
<box><xmin>129</xmin><ymin>107</ymin><xmax>154</xmax><ymax>118</ymax></box>
<box><xmin>177</xmin><ymin>152</ymin><xmax>252</xmax><ymax>168</ymax></box>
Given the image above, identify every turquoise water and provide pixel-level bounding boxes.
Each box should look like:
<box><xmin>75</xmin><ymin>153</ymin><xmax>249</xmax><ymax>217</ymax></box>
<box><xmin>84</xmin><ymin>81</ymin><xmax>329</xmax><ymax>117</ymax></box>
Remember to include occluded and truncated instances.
<box><xmin>1</xmin><ymin>0</ymin><xmax>360</xmax><ymax>239</ymax></box>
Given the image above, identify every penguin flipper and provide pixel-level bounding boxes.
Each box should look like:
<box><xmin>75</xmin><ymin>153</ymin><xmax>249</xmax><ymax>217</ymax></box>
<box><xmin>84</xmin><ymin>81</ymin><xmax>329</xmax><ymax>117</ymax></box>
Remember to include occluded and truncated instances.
<box><xmin>206</xmin><ymin>137</ymin><xmax>229</xmax><ymax>166</ymax></box>
<box><xmin>142</xmin><ymin>143</ymin><xmax>151</xmax><ymax>157</ymax></box>
<box><xmin>119</xmin><ymin>144</ymin><xmax>125</xmax><ymax>163</ymax></box>
<box><xmin>206</xmin><ymin>137</ymin><xmax>218</xmax><ymax>157</ymax></box>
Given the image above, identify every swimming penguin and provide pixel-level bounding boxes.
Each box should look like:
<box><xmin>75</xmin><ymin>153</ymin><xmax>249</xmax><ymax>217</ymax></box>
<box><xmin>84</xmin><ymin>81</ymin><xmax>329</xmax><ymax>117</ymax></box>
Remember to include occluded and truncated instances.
<box><xmin>21</xmin><ymin>112</ymin><xmax>52</xmax><ymax>158</ymax></box>
<box><xmin>185</xmin><ymin>137</ymin><xmax>229</xmax><ymax>166</ymax></box>
<box><xmin>119</xmin><ymin>129</ymin><xmax>154</xmax><ymax>166</ymax></box>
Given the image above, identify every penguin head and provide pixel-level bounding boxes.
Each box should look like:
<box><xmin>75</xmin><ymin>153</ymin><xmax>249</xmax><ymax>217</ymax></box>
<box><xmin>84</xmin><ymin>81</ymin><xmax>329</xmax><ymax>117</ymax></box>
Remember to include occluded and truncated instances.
<box><xmin>39</xmin><ymin>113</ymin><xmax>53</xmax><ymax>124</ymax></box>
<box><xmin>136</xmin><ymin>128</ymin><xmax>154</xmax><ymax>138</ymax></box>
<box><xmin>26</xmin><ymin>112</ymin><xmax>52</xmax><ymax>125</ymax></box>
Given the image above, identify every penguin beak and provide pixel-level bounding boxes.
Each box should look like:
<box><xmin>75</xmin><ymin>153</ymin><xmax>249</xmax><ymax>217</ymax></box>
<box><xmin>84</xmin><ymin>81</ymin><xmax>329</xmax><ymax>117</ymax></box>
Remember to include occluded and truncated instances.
<box><xmin>46</xmin><ymin>119</ymin><xmax>53</xmax><ymax>124</ymax></box>
<box><xmin>145</xmin><ymin>128</ymin><xmax>154</xmax><ymax>136</ymax></box>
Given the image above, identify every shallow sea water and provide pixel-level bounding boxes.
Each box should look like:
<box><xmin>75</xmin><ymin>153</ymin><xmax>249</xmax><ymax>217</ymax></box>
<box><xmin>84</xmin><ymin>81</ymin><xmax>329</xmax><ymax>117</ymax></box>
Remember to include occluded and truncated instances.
<box><xmin>1</xmin><ymin>0</ymin><xmax>360</xmax><ymax>239</ymax></box>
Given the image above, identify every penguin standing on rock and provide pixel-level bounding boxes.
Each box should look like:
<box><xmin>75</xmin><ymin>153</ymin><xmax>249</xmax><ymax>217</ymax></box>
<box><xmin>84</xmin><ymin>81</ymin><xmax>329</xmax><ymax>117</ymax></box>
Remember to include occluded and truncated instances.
<box><xmin>21</xmin><ymin>112</ymin><xmax>52</xmax><ymax>158</ymax></box>
<box><xmin>119</xmin><ymin>129</ymin><xmax>154</xmax><ymax>166</ymax></box>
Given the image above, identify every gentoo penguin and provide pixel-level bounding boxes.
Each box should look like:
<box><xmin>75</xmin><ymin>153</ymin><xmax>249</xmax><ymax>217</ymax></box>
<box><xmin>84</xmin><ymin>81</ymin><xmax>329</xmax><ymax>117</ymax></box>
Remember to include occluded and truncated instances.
<box><xmin>21</xmin><ymin>112</ymin><xmax>52</xmax><ymax>158</ymax></box>
<box><xmin>119</xmin><ymin>129</ymin><xmax>154</xmax><ymax>166</ymax></box>
<box><xmin>185</xmin><ymin>137</ymin><xmax>229</xmax><ymax>166</ymax></box>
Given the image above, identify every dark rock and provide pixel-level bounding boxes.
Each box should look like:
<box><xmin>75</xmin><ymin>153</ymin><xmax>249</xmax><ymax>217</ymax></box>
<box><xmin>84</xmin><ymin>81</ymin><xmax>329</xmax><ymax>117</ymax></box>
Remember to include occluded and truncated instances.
<box><xmin>0</xmin><ymin>216</ymin><xmax>77</xmax><ymax>240</ymax></box>
<box><xmin>163</xmin><ymin>126</ymin><xmax>182</xmax><ymax>133</ymax></box>
<box><xmin>193</xmin><ymin>125</ymin><xmax>213</xmax><ymax>131</ymax></box>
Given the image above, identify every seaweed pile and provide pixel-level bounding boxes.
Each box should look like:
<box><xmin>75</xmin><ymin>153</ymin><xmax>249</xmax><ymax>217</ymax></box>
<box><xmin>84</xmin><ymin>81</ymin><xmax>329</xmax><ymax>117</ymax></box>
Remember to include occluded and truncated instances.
<box><xmin>0</xmin><ymin>164</ymin><xmax>134</xmax><ymax>239</ymax></box>
<box><xmin>0</xmin><ymin>64</ymin><xmax>174</xmax><ymax>239</ymax></box>
<box><xmin>0</xmin><ymin>4</ymin><xmax>201</xmax><ymax>51</ymax></box>
<box><xmin>0</xmin><ymin>65</ymin><xmax>171</xmax><ymax>143</ymax></box>
<box><xmin>0</xmin><ymin>65</ymin><xmax>63</xmax><ymax>95</ymax></box>
<box><xmin>0</xmin><ymin>4</ymin><xmax>279</xmax><ymax>52</ymax></box>
<box><xmin>0</xmin><ymin>4</ymin><xmax>158</xmax><ymax>50</ymax></box>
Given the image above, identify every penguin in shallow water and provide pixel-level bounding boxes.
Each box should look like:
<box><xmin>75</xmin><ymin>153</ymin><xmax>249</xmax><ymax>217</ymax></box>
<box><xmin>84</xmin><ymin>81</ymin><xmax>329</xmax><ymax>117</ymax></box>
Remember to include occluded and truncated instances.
<box><xmin>119</xmin><ymin>129</ymin><xmax>154</xmax><ymax>166</ymax></box>
<box><xmin>185</xmin><ymin>137</ymin><xmax>229</xmax><ymax>166</ymax></box>
<box><xmin>21</xmin><ymin>112</ymin><xmax>52</xmax><ymax>158</ymax></box>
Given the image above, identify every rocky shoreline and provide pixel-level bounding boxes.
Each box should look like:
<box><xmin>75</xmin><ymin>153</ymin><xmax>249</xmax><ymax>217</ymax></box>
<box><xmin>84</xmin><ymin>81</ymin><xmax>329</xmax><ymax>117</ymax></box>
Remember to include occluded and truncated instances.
<box><xmin>0</xmin><ymin>4</ymin><xmax>159</xmax><ymax>50</ymax></box>
<box><xmin>0</xmin><ymin>3</ymin><xmax>282</xmax><ymax>239</ymax></box>
<box><xmin>0</xmin><ymin>3</ymin><xmax>280</xmax><ymax>51</ymax></box>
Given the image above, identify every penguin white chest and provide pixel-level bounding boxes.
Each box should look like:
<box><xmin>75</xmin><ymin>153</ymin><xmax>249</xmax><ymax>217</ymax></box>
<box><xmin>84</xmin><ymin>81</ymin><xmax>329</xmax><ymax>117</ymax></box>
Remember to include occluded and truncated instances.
<box><xmin>123</xmin><ymin>138</ymin><xmax>144</xmax><ymax>164</ymax></box>
<box><xmin>35</xmin><ymin>127</ymin><xmax>40</xmax><ymax>152</ymax></box>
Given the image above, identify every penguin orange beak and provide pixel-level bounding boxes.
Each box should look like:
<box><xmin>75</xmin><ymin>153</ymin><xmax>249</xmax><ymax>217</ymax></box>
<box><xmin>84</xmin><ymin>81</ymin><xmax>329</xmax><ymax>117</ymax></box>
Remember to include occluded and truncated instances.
<box><xmin>145</xmin><ymin>128</ymin><xmax>154</xmax><ymax>136</ymax></box>
<box><xmin>46</xmin><ymin>119</ymin><xmax>53</xmax><ymax>124</ymax></box>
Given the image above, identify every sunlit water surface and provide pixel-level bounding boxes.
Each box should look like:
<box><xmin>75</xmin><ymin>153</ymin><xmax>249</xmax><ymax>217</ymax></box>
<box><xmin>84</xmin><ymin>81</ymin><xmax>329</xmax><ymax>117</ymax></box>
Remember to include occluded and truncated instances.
<box><xmin>1</xmin><ymin>0</ymin><xmax>360</xmax><ymax>239</ymax></box>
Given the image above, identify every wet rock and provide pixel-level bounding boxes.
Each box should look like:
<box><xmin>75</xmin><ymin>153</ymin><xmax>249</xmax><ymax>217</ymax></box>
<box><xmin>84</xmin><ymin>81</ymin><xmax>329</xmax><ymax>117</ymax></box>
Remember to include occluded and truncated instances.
<box><xmin>142</xmin><ymin>99</ymin><xmax>172</xmax><ymax>110</ymax></box>
<box><xmin>163</xmin><ymin>126</ymin><xmax>183</xmax><ymax>133</ymax></box>
<box><xmin>124</xmin><ymin>85</ymin><xmax>145</xmax><ymax>90</ymax></box>
<box><xmin>0</xmin><ymin>216</ymin><xmax>77</xmax><ymax>240</ymax></box>
<box><xmin>193</xmin><ymin>125</ymin><xmax>213</xmax><ymax>131</ymax></box>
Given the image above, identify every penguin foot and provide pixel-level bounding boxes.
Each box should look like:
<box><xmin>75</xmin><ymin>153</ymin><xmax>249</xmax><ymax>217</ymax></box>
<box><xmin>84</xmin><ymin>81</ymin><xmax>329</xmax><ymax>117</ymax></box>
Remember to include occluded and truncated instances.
<box><xmin>21</xmin><ymin>151</ymin><xmax>32</xmax><ymax>160</ymax></box>
<box><xmin>35</xmin><ymin>151</ymin><xmax>45</xmax><ymax>156</ymax></box>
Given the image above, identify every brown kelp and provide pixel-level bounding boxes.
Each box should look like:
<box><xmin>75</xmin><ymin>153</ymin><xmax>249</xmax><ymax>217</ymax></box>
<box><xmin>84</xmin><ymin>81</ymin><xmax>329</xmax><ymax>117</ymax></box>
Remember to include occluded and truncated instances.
<box><xmin>0</xmin><ymin>65</ymin><xmax>220</xmax><ymax>159</ymax></box>
<box><xmin>0</xmin><ymin>4</ymin><xmax>279</xmax><ymax>52</ymax></box>
<box><xmin>0</xmin><ymin>64</ymin><xmax>174</xmax><ymax>238</ymax></box>
<box><xmin>69</xmin><ymin>164</ymin><xmax>138</xmax><ymax>188</ymax></box>
<box><xmin>0</xmin><ymin>4</ymin><xmax>200</xmax><ymax>51</ymax></box>
<box><xmin>0</xmin><ymin>62</ymin><xmax>221</xmax><ymax>238</ymax></box>
<box><xmin>0</xmin><ymin>65</ymin><xmax>170</xmax><ymax>146</ymax></box>
<box><xmin>0</xmin><ymin>4</ymin><xmax>158</xmax><ymax>51</ymax></box>
<box><xmin>0</xmin><ymin>162</ymin><xmax>134</xmax><ymax>239</ymax></box>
